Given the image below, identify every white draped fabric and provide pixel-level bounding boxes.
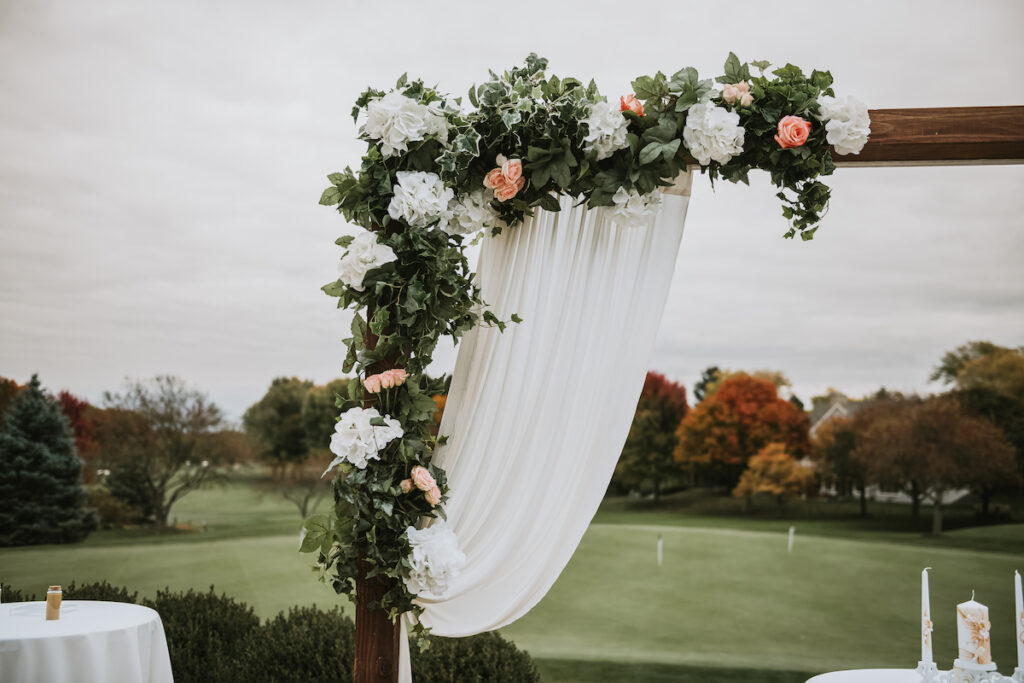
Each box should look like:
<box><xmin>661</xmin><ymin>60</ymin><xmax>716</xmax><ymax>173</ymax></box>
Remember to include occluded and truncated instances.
<box><xmin>399</xmin><ymin>173</ymin><xmax>692</xmax><ymax>681</ymax></box>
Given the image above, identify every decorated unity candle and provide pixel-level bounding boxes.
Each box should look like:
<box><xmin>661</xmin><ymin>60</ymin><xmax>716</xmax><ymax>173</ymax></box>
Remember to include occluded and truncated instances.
<box><xmin>956</xmin><ymin>594</ymin><xmax>992</xmax><ymax>665</ymax></box>
<box><xmin>921</xmin><ymin>568</ymin><xmax>934</xmax><ymax>663</ymax></box>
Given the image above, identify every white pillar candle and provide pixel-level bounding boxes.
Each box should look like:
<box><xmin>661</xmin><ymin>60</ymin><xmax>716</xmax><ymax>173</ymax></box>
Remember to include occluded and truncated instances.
<box><xmin>1015</xmin><ymin>570</ymin><xmax>1023</xmax><ymax>668</ymax></box>
<box><xmin>922</xmin><ymin>568</ymin><xmax>933</xmax><ymax>663</ymax></box>
<box><xmin>956</xmin><ymin>594</ymin><xmax>992</xmax><ymax>665</ymax></box>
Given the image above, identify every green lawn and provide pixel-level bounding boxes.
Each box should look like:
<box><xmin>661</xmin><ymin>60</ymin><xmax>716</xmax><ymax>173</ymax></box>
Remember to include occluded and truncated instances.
<box><xmin>2</xmin><ymin>482</ymin><xmax>1022</xmax><ymax>681</ymax></box>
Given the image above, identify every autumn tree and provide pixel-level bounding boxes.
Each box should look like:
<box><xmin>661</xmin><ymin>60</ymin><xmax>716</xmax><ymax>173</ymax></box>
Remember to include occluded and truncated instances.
<box><xmin>675</xmin><ymin>374</ymin><xmax>809</xmax><ymax>489</ymax></box>
<box><xmin>57</xmin><ymin>390</ymin><xmax>98</xmax><ymax>481</ymax></box>
<box><xmin>813</xmin><ymin>416</ymin><xmax>867</xmax><ymax>516</ymax></box>
<box><xmin>98</xmin><ymin>376</ymin><xmax>228</xmax><ymax>527</ymax></box>
<box><xmin>733</xmin><ymin>442</ymin><xmax>816</xmax><ymax>510</ymax></box>
<box><xmin>614</xmin><ymin>372</ymin><xmax>689</xmax><ymax>501</ymax></box>
<box><xmin>243</xmin><ymin>377</ymin><xmax>314</xmax><ymax>473</ymax></box>
<box><xmin>854</xmin><ymin>396</ymin><xmax>1018</xmax><ymax>535</ymax></box>
<box><xmin>932</xmin><ymin>342</ymin><xmax>1024</xmax><ymax>509</ymax></box>
<box><xmin>0</xmin><ymin>377</ymin><xmax>20</xmax><ymax>418</ymax></box>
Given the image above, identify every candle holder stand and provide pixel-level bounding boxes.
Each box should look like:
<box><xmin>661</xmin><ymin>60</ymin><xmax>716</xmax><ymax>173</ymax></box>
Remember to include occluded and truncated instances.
<box><xmin>1010</xmin><ymin>667</ymin><xmax>1024</xmax><ymax>683</ymax></box>
<box><xmin>917</xmin><ymin>660</ymin><xmax>941</xmax><ymax>682</ymax></box>
<box><xmin>912</xmin><ymin>660</ymin><xmax>1020</xmax><ymax>683</ymax></box>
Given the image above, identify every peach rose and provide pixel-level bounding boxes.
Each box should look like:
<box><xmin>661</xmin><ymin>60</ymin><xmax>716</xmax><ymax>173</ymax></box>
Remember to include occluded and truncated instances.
<box><xmin>501</xmin><ymin>158</ymin><xmax>523</xmax><ymax>183</ymax></box>
<box><xmin>425</xmin><ymin>485</ymin><xmax>441</xmax><ymax>507</ymax></box>
<box><xmin>483</xmin><ymin>167</ymin><xmax>505</xmax><ymax>190</ymax></box>
<box><xmin>363</xmin><ymin>374</ymin><xmax>382</xmax><ymax>394</ymax></box>
<box><xmin>620</xmin><ymin>94</ymin><xmax>644</xmax><ymax>117</ymax></box>
<box><xmin>399</xmin><ymin>479</ymin><xmax>413</xmax><ymax>494</ymax></box>
<box><xmin>410</xmin><ymin>465</ymin><xmax>436</xmax><ymax>492</ymax></box>
<box><xmin>493</xmin><ymin>176</ymin><xmax>525</xmax><ymax>202</ymax></box>
<box><xmin>775</xmin><ymin>115</ymin><xmax>812</xmax><ymax>149</ymax></box>
<box><xmin>722</xmin><ymin>82</ymin><xmax>753</xmax><ymax>107</ymax></box>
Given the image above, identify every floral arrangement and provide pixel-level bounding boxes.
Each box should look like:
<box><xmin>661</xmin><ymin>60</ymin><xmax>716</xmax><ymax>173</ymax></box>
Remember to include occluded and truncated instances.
<box><xmin>305</xmin><ymin>53</ymin><xmax>869</xmax><ymax>632</ymax></box>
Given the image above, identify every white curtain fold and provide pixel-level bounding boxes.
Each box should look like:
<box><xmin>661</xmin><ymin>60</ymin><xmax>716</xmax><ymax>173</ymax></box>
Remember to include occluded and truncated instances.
<box><xmin>400</xmin><ymin>174</ymin><xmax>691</xmax><ymax>681</ymax></box>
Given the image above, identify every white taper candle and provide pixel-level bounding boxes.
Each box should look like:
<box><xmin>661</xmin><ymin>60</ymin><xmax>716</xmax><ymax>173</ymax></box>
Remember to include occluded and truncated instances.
<box><xmin>922</xmin><ymin>567</ymin><xmax>933</xmax><ymax>663</ymax></box>
<box><xmin>1015</xmin><ymin>570</ymin><xmax>1023</xmax><ymax>668</ymax></box>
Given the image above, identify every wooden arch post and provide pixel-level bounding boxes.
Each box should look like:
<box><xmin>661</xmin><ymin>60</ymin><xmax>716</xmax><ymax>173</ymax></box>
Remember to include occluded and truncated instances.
<box><xmin>352</xmin><ymin>104</ymin><xmax>1024</xmax><ymax>683</ymax></box>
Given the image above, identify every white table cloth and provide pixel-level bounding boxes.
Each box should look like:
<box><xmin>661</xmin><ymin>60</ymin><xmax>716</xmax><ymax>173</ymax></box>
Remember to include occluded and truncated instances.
<box><xmin>0</xmin><ymin>601</ymin><xmax>174</xmax><ymax>683</ymax></box>
<box><xmin>806</xmin><ymin>670</ymin><xmax>925</xmax><ymax>682</ymax></box>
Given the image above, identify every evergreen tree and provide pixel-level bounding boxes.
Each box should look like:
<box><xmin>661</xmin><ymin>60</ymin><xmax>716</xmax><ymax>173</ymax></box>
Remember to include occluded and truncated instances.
<box><xmin>0</xmin><ymin>375</ymin><xmax>97</xmax><ymax>545</ymax></box>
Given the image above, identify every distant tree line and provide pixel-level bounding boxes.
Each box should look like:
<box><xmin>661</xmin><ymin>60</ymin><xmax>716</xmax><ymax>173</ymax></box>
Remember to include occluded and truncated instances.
<box><xmin>610</xmin><ymin>340</ymin><xmax>1024</xmax><ymax>535</ymax></box>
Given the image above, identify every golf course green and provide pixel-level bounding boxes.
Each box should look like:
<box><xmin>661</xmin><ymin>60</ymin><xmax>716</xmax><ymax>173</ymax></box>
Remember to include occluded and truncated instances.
<box><xmin>1</xmin><ymin>482</ymin><xmax>1021</xmax><ymax>681</ymax></box>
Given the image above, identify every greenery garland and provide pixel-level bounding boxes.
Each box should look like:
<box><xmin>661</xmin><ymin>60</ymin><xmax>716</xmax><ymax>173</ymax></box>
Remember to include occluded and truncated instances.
<box><xmin>304</xmin><ymin>53</ymin><xmax>869</xmax><ymax>633</ymax></box>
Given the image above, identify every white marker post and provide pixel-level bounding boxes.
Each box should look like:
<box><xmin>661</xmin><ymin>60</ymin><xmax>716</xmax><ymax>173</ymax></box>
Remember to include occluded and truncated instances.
<box><xmin>657</xmin><ymin>534</ymin><xmax>663</xmax><ymax>567</ymax></box>
<box><xmin>787</xmin><ymin>526</ymin><xmax>795</xmax><ymax>553</ymax></box>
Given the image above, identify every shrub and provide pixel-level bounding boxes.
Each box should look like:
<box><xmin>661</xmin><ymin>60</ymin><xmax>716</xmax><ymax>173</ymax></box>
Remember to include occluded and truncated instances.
<box><xmin>242</xmin><ymin>605</ymin><xmax>354</xmax><ymax>682</ymax></box>
<box><xmin>413</xmin><ymin>631</ymin><xmax>540</xmax><ymax>683</ymax></box>
<box><xmin>85</xmin><ymin>485</ymin><xmax>137</xmax><ymax>528</ymax></box>
<box><xmin>144</xmin><ymin>586</ymin><xmax>260</xmax><ymax>683</ymax></box>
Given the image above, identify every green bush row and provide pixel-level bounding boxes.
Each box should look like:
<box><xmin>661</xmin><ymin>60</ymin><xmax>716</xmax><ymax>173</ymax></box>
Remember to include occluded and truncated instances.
<box><xmin>6</xmin><ymin>582</ymin><xmax>539</xmax><ymax>683</ymax></box>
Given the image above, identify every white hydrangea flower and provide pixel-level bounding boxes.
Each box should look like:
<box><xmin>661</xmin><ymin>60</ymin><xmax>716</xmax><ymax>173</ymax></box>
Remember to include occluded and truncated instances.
<box><xmin>817</xmin><ymin>95</ymin><xmax>871</xmax><ymax>156</ymax></box>
<box><xmin>446</xmin><ymin>189</ymin><xmax>504</xmax><ymax>236</ymax></box>
<box><xmin>582</xmin><ymin>100</ymin><xmax>631</xmax><ymax>161</ymax></box>
<box><xmin>608</xmin><ymin>186</ymin><xmax>661</xmax><ymax>228</ymax></box>
<box><xmin>387</xmin><ymin>171</ymin><xmax>455</xmax><ymax>230</ymax></box>
<box><xmin>338</xmin><ymin>231</ymin><xmax>397</xmax><ymax>292</ymax></box>
<box><xmin>682</xmin><ymin>101</ymin><xmax>746</xmax><ymax>166</ymax></box>
<box><xmin>363</xmin><ymin>90</ymin><xmax>449</xmax><ymax>157</ymax></box>
<box><xmin>404</xmin><ymin>521</ymin><xmax>466</xmax><ymax>596</ymax></box>
<box><xmin>323</xmin><ymin>407</ymin><xmax>403</xmax><ymax>473</ymax></box>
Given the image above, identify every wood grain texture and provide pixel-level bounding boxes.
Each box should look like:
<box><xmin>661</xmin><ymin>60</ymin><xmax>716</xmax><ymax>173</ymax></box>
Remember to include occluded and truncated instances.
<box><xmin>677</xmin><ymin>106</ymin><xmax>1024</xmax><ymax>166</ymax></box>
<box><xmin>353</xmin><ymin>557</ymin><xmax>400</xmax><ymax>683</ymax></box>
<box><xmin>838</xmin><ymin>106</ymin><xmax>1024</xmax><ymax>165</ymax></box>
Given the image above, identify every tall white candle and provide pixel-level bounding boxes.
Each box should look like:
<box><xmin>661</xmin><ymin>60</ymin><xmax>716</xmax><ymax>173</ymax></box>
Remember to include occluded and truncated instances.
<box><xmin>922</xmin><ymin>568</ymin><xmax>933</xmax><ymax>663</ymax></box>
<box><xmin>956</xmin><ymin>594</ymin><xmax>992</xmax><ymax>665</ymax></box>
<box><xmin>1015</xmin><ymin>570</ymin><xmax>1023</xmax><ymax>668</ymax></box>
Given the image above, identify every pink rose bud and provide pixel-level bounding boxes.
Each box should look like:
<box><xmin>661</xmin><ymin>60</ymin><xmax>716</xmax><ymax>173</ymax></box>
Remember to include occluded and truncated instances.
<box><xmin>400</xmin><ymin>479</ymin><xmax>413</xmax><ymax>494</ymax></box>
<box><xmin>410</xmin><ymin>466</ymin><xmax>436</xmax><ymax>492</ymax></box>
<box><xmin>501</xmin><ymin>158</ymin><xmax>523</xmax><ymax>184</ymax></box>
<box><xmin>363</xmin><ymin>374</ymin><xmax>382</xmax><ymax>394</ymax></box>
<box><xmin>620</xmin><ymin>94</ymin><xmax>645</xmax><ymax>117</ymax></box>
<box><xmin>425</xmin><ymin>485</ymin><xmax>442</xmax><ymax>507</ymax></box>
<box><xmin>385</xmin><ymin>368</ymin><xmax>408</xmax><ymax>387</ymax></box>
<box><xmin>379</xmin><ymin>372</ymin><xmax>396</xmax><ymax>389</ymax></box>
<box><xmin>774</xmin><ymin>115</ymin><xmax>812</xmax><ymax>149</ymax></box>
<box><xmin>722</xmin><ymin>81</ymin><xmax>752</xmax><ymax>107</ymax></box>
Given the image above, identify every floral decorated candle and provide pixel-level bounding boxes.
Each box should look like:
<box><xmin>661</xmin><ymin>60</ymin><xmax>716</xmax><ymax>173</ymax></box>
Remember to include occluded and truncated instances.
<box><xmin>956</xmin><ymin>595</ymin><xmax>992</xmax><ymax>665</ymax></box>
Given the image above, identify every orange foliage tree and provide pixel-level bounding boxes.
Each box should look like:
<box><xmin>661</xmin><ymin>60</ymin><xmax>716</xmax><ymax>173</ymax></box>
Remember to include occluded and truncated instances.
<box><xmin>733</xmin><ymin>442</ymin><xmax>816</xmax><ymax>509</ymax></box>
<box><xmin>675</xmin><ymin>374</ymin><xmax>809</xmax><ymax>488</ymax></box>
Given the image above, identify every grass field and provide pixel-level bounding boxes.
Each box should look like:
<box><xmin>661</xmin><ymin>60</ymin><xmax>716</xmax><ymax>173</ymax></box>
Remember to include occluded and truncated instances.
<box><xmin>1</xmin><ymin>482</ymin><xmax>1022</xmax><ymax>681</ymax></box>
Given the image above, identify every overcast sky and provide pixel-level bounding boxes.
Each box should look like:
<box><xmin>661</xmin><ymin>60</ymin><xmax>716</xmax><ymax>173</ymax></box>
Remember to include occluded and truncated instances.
<box><xmin>2</xmin><ymin>0</ymin><xmax>1022</xmax><ymax>420</ymax></box>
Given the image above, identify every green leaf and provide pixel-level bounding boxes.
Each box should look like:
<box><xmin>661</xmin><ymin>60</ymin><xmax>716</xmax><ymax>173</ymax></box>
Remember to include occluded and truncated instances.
<box><xmin>335</xmin><ymin>235</ymin><xmax>354</xmax><ymax>248</ymax></box>
<box><xmin>300</xmin><ymin>514</ymin><xmax>330</xmax><ymax>553</ymax></box>
<box><xmin>321</xmin><ymin>280</ymin><xmax>346</xmax><ymax>297</ymax></box>
<box><xmin>327</xmin><ymin>172</ymin><xmax>346</xmax><ymax>185</ymax></box>
<box><xmin>534</xmin><ymin>193</ymin><xmax>561</xmax><ymax>212</ymax></box>
<box><xmin>319</xmin><ymin>187</ymin><xmax>341</xmax><ymax>206</ymax></box>
<box><xmin>630</xmin><ymin>75</ymin><xmax>658</xmax><ymax>100</ymax></box>
<box><xmin>639</xmin><ymin>142</ymin><xmax>664</xmax><ymax>165</ymax></box>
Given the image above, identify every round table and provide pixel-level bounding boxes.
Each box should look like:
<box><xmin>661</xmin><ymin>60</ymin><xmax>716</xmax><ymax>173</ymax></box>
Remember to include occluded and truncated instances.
<box><xmin>0</xmin><ymin>600</ymin><xmax>174</xmax><ymax>683</ymax></box>
<box><xmin>806</xmin><ymin>670</ymin><xmax>924</xmax><ymax>682</ymax></box>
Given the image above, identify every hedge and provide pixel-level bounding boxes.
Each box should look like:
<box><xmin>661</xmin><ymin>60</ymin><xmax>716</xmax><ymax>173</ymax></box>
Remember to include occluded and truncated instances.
<box><xmin>4</xmin><ymin>582</ymin><xmax>539</xmax><ymax>683</ymax></box>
